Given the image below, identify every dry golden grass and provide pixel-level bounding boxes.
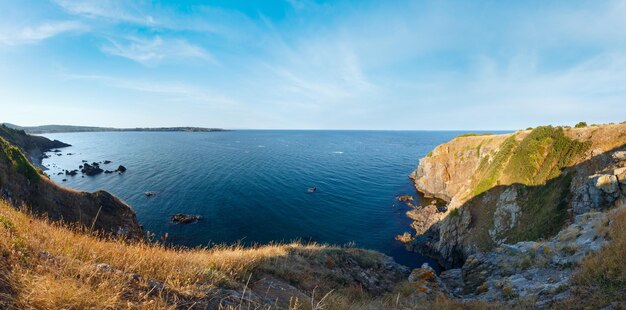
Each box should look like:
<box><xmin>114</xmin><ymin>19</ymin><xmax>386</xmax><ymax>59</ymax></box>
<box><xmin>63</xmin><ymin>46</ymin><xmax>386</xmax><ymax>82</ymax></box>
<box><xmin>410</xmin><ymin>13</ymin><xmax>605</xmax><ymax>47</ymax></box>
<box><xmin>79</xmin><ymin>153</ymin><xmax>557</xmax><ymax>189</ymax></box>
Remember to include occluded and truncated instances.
<box><xmin>0</xmin><ymin>200</ymin><xmax>352</xmax><ymax>309</ymax></box>
<box><xmin>560</xmin><ymin>200</ymin><xmax>626</xmax><ymax>309</ymax></box>
<box><xmin>0</xmin><ymin>198</ymin><xmax>507</xmax><ymax>309</ymax></box>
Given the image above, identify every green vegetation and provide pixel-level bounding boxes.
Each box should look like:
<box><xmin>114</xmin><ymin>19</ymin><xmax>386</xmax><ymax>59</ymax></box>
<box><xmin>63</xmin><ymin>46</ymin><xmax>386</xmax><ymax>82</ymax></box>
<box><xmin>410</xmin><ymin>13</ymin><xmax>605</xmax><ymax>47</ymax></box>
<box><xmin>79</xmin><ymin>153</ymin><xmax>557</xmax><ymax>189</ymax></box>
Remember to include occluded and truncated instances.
<box><xmin>504</xmin><ymin>174</ymin><xmax>572</xmax><ymax>243</ymax></box>
<box><xmin>575</xmin><ymin>122</ymin><xmax>588</xmax><ymax>128</ymax></box>
<box><xmin>0</xmin><ymin>138</ymin><xmax>40</xmax><ymax>183</ymax></box>
<box><xmin>456</xmin><ymin>133</ymin><xmax>494</xmax><ymax>138</ymax></box>
<box><xmin>463</xmin><ymin>126</ymin><xmax>592</xmax><ymax>249</ymax></box>
<box><xmin>504</xmin><ymin>126</ymin><xmax>591</xmax><ymax>185</ymax></box>
<box><xmin>472</xmin><ymin>135</ymin><xmax>517</xmax><ymax>196</ymax></box>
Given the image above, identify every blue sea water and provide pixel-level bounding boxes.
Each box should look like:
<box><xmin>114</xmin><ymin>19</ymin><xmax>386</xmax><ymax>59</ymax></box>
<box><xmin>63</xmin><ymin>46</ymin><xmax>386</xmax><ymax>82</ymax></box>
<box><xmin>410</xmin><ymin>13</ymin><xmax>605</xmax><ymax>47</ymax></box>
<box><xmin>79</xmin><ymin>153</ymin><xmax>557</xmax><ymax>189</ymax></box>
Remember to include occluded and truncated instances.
<box><xmin>41</xmin><ymin>130</ymin><xmax>464</xmax><ymax>269</ymax></box>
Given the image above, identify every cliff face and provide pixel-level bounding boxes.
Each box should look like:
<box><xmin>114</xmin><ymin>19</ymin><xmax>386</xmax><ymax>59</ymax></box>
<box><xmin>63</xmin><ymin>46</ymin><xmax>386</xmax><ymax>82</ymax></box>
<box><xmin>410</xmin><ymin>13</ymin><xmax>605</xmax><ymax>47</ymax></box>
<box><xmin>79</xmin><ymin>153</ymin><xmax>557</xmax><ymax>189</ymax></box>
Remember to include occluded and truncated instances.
<box><xmin>0</xmin><ymin>136</ymin><xmax>143</xmax><ymax>239</ymax></box>
<box><xmin>402</xmin><ymin>123</ymin><xmax>626</xmax><ymax>306</ymax></box>
<box><xmin>408</xmin><ymin>124</ymin><xmax>626</xmax><ymax>268</ymax></box>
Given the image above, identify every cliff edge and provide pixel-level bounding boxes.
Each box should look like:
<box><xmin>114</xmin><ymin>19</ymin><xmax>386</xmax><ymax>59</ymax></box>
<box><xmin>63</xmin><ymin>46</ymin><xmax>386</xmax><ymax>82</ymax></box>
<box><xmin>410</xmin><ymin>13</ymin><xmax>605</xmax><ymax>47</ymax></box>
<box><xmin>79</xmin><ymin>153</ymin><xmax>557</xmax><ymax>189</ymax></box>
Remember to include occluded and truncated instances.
<box><xmin>402</xmin><ymin>123</ymin><xmax>626</xmax><ymax>307</ymax></box>
<box><xmin>0</xmin><ymin>131</ymin><xmax>143</xmax><ymax>240</ymax></box>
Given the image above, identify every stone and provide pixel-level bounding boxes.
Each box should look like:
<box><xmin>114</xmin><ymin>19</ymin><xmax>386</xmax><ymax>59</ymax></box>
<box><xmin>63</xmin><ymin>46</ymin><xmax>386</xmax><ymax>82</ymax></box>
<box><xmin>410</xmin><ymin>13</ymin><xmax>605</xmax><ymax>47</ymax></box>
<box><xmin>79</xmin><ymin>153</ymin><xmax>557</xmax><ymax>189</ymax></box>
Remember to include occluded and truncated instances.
<box><xmin>81</xmin><ymin>163</ymin><xmax>103</xmax><ymax>176</ymax></box>
<box><xmin>148</xmin><ymin>280</ymin><xmax>164</xmax><ymax>292</ymax></box>
<box><xmin>396</xmin><ymin>195</ymin><xmax>414</xmax><ymax>202</ymax></box>
<box><xmin>489</xmin><ymin>188</ymin><xmax>520</xmax><ymax>243</ymax></box>
<box><xmin>95</xmin><ymin>263</ymin><xmax>111</xmax><ymax>272</ymax></box>
<box><xmin>170</xmin><ymin>214</ymin><xmax>201</xmax><ymax>224</ymax></box>
<box><xmin>395</xmin><ymin>232</ymin><xmax>414</xmax><ymax>243</ymax></box>
<box><xmin>596</xmin><ymin>175</ymin><xmax>619</xmax><ymax>195</ymax></box>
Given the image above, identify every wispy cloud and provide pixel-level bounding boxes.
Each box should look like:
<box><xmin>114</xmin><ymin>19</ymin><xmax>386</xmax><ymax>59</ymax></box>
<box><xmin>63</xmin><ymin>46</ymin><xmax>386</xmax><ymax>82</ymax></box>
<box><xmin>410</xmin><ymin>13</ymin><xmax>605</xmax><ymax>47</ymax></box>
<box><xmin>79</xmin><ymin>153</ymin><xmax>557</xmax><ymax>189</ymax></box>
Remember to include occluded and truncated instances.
<box><xmin>61</xmin><ymin>73</ymin><xmax>238</xmax><ymax>107</ymax></box>
<box><xmin>53</xmin><ymin>0</ymin><xmax>155</xmax><ymax>25</ymax></box>
<box><xmin>100</xmin><ymin>36</ymin><xmax>217</xmax><ymax>66</ymax></box>
<box><xmin>0</xmin><ymin>20</ymin><xmax>86</xmax><ymax>45</ymax></box>
<box><xmin>2</xmin><ymin>0</ymin><xmax>626</xmax><ymax>129</ymax></box>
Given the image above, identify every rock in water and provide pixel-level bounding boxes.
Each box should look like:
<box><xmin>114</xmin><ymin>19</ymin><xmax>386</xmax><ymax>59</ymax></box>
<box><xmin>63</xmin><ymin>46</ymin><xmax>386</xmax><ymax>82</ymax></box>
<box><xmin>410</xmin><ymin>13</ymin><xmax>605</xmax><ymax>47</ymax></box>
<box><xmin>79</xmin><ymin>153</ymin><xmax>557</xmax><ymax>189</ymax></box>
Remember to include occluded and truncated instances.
<box><xmin>117</xmin><ymin>165</ymin><xmax>127</xmax><ymax>173</ymax></box>
<box><xmin>170</xmin><ymin>214</ymin><xmax>200</xmax><ymax>224</ymax></box>
<box><xmin>81</xmin><ymin>163</ymin><xmax>104</xmax><ymax>176</ymax></box>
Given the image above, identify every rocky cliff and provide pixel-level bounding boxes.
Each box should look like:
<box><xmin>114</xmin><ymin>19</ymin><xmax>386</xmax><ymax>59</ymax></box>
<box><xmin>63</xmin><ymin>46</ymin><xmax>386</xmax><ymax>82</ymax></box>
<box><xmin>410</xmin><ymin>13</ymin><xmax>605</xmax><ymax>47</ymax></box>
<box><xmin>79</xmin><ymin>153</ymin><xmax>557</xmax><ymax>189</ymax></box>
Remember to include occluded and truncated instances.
<box><xmin>402</xmin><ymin>123</ymin><xmax>626</xmax><ymax>306</ymax></box>
<box><xmin>0</xmin><ymin>124</ymin><xmax>70</xmax><ymax>168</ymax></box>
<box><xmin>0</xmin><ymin>135</ymin><xmax>143</xmax><ymax>239</ymax></box>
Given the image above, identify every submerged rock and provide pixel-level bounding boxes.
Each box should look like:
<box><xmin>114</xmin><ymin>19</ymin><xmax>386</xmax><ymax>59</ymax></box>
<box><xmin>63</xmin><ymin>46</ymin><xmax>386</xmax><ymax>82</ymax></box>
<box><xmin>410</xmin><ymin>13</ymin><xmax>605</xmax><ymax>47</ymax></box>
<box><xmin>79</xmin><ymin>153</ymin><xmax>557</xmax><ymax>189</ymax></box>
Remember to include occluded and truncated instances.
<box><xmin>396</xmin><ymin>195</ymin><xmax>414</xmax><ymax>202</ymax></box>
<box><xmin>145</xmin><ymin>191</ymin><xmax>157</xmax><ymax>197</ymax></box>
<box><xmin>170</xmin><ymin>214</ymin><xmax>200</xmax><ymax>224</ymax></box>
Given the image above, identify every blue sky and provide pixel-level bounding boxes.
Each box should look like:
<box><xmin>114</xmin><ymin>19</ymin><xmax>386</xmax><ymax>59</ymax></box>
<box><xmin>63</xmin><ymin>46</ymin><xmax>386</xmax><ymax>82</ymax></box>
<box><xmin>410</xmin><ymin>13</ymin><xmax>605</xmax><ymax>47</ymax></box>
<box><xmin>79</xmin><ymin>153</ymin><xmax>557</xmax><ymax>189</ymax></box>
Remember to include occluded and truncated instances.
<box><xmin>0</xmin><ymin>0</ymin><xmax>625</xmax><ymax>130</ymax></box>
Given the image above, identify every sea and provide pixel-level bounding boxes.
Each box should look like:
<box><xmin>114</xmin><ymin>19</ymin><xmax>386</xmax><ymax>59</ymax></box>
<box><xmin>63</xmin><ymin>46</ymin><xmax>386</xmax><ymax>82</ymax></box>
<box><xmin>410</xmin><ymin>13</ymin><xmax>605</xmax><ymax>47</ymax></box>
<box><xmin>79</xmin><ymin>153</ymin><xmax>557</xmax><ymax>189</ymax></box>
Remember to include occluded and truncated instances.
<box><xmin>40</xmin><ymin>130</ymin><xmax>467</xmax><ymax>270</ymax></box>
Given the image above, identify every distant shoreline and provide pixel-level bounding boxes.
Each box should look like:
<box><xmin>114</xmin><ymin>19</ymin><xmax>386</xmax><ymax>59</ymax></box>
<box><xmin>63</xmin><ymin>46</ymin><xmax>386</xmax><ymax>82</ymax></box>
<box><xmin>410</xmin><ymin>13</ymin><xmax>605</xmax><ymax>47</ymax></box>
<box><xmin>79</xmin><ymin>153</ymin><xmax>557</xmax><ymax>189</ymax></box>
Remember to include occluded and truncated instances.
<box><xmin>3</xmin><ymin>123</ymin><xmax>227</xmax><ymax>134</ymax></box>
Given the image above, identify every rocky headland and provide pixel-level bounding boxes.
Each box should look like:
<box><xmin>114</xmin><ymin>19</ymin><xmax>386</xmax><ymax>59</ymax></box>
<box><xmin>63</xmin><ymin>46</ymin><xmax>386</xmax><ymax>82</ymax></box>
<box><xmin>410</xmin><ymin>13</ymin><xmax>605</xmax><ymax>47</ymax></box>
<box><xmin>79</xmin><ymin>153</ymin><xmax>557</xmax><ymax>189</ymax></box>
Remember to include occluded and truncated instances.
<box><xmin>0</xmin><ymin>126</ymin><xmax>143</xmax><ymax>239</ymax></box>
<box><xmin>401</xmin><ymin>123</ymin><xmax>626</xmax><ymax>307</ymax></box>
<box><xmin>0</xmin><ymin>124</ymin><xmax>70</xmax><ymax>169</ymax></box>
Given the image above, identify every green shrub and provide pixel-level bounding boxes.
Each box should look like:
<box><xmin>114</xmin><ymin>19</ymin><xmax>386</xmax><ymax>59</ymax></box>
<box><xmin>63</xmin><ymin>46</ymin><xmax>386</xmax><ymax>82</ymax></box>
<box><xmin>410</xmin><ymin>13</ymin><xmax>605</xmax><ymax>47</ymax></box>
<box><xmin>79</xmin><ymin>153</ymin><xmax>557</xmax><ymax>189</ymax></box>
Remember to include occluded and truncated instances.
<box><xmin>575</xmin><ymin>122</ymin><xmax>587</xmax><ymax>128</ymax></box>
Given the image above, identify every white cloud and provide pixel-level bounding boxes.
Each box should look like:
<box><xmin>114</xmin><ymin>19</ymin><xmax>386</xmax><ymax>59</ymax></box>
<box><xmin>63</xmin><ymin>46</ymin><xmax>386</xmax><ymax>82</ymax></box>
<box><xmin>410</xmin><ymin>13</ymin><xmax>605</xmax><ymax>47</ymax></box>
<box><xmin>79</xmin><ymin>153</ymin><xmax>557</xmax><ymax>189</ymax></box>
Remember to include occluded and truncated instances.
<box><xmin>0</xmin><ymin>21</ymin><xmax>86</xmax><ymax>45</ymax></box>
<box><xmin>53</xmin><ymin>0</ymin><xmax>154</xmax><ymax>25</ymax></box>
<box><xmin>100</xmin><ymin>36</ymin><xmax>216</xmax><ymax>66</ymax></box>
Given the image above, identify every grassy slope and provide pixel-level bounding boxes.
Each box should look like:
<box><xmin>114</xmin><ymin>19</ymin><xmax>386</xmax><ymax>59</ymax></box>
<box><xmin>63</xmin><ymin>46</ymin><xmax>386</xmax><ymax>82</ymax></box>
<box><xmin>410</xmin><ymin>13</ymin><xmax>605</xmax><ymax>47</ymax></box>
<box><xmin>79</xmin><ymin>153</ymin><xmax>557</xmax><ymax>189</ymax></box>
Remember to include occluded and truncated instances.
<box><xmin>0</xmin><ymin>200</ymin><xmax>501</xmax><ymax>309</ymax></box>
<box><xmin>462</xmin><ymin>126</ymin><xmax>593</xmax><ymax>249</ymax></box>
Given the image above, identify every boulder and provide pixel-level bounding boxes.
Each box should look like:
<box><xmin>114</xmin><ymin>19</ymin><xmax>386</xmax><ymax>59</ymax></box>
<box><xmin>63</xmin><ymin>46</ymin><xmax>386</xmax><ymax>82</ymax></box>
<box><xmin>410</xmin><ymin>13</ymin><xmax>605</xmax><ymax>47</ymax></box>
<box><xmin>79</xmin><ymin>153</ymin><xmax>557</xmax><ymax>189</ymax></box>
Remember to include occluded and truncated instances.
<box><xmin>81</xmin><ymin>163</ymin><xmax>104</xmax><ymax>176</ymax></box>
<box><xmin>395</xmin><ymin>232</ymin><xmax>414</xmax><ymax>243</ymax></box>
<box><xmin>117</xmin><ymin>165</ymin><xmax>127</xmax><ymax>173</ymax></box>
<box><xmin>170</xmin><ymin>214</ymin><xmax>200</xmax><ymax>224</ymax></box>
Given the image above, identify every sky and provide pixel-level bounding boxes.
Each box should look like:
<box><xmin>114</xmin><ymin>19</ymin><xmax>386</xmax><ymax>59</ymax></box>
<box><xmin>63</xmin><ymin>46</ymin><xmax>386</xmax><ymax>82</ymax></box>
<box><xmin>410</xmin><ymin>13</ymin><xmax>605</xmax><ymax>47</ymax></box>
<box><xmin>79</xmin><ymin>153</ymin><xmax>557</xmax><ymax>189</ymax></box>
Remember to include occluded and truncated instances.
<box><xmin>0</xmin><ymin>0</ymin><xmax>625</xmax><ymax>130</ymax></box>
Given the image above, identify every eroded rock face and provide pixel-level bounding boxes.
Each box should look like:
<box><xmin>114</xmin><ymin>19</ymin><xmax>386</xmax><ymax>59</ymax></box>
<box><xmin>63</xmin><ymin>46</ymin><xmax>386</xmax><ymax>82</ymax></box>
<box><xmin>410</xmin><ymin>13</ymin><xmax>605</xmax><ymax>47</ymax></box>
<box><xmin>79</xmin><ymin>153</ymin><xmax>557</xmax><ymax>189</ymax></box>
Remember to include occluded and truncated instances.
<box><xmin>437</xmin><ymin>208</ymin><xmax>614</xmax><ymax>307</ymax></box>
<box><xmin>489</xmin><ymin>188</ymin><xmax>520</xmax><ymax>244</ymax></box>
<box><xmin>572</xmin><ymin>166</ymin><xmax>626</xmax><ymax>214</ymax></box>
